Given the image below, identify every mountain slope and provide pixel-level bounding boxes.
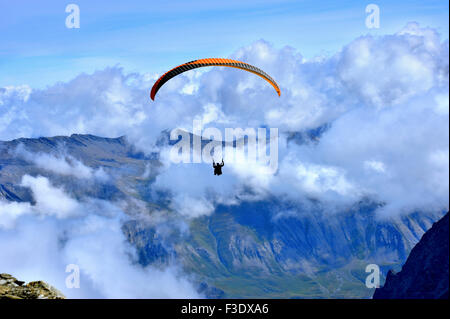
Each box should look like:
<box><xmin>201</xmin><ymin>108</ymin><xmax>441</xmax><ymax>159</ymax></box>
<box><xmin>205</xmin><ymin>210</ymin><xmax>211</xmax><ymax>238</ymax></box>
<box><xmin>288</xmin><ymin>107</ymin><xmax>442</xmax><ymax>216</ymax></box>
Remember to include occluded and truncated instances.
<box><xmin>373</xmin><ymin>212</ymin><xmax>449</xmax><ymax>299</ymax></box>
<box><xmin>176</xmin><ymin>201</ymin><xmax>442</xmax><ymax>298</ymax></box>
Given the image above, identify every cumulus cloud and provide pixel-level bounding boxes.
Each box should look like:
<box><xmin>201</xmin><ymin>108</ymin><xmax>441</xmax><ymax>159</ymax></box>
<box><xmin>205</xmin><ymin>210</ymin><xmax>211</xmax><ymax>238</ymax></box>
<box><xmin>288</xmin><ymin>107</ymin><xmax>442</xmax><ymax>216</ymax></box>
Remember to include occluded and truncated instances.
<box><xmin>14</xmin><ymin>144</ymin><xmax>108</xmax><ymax>181</ymax></box>
<box><xmin>0</xmin><ymin>175</ymin><xmax>80</xmax><ymax>228</ymax></box>
<box><xmin>336</xmin><ymin>23</ymin><xmax>445</xmax><ymax>108</ymax></box>
<box><xmin>0</xmin><ymin>175</ymin><xmax>200</xmax><ymax>298</ymax></box>
<box><xmin>171</xmin><ymin>194</ymin><xmax>215</xmax><ymax>218</ymax></box>
<box><xmin>20</xmin><ymin>175</ymin><xmax>81</xmax><ymax>219</ymax></box>
<box><xmin>0</xmin><ymin>23</ymin><xmax>448</xmax><ymax>219</ymax></box>
<box><xmin>0</xmin><ymin>200</ymin><xmax>31</xmax><ymax>229</ymax></box>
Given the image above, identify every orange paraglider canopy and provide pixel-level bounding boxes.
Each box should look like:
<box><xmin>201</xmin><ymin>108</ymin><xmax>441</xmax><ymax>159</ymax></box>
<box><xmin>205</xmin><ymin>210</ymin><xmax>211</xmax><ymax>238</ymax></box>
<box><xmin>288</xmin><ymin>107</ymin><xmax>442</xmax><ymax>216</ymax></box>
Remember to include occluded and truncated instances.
<box><xmin>150</xmin><ymin>58</ymin><xmax>280</xmax><ymax>100</ymax></box>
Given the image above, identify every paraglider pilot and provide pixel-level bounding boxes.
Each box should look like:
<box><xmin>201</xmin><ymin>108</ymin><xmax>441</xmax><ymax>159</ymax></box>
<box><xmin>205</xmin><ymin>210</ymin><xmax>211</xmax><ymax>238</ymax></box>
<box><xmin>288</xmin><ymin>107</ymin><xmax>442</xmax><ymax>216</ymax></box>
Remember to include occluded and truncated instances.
<box><xmin>213</xmin><ymin>159</ymin><xmax>224</xmax><ymax>176</ymax></box>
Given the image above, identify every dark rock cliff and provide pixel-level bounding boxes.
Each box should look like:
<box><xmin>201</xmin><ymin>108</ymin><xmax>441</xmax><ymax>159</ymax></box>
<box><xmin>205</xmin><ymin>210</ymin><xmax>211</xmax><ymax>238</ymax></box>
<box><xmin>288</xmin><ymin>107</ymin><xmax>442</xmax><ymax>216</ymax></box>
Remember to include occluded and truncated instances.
<box><xmin>373</xmin><ymin>212</ymin><xmax>449</xmax><ymax>299</ymax></box>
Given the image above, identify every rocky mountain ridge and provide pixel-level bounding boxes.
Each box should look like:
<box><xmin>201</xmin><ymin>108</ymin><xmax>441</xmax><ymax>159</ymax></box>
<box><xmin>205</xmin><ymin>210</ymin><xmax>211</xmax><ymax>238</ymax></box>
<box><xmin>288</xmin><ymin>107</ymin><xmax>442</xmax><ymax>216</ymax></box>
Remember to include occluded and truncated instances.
<box><xmin>0</xmin><ymin>273</ymin><xmax>65</xmax><ymax>299</ymax></box>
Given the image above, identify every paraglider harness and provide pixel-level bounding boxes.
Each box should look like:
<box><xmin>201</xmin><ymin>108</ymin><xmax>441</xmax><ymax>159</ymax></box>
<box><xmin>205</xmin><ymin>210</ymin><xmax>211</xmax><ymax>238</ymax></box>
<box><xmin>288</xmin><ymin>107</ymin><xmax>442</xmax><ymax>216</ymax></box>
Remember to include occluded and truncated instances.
<box><xmin>213</xmin><ymin>159</ymin><xmax>224</xmax><ymax>176</ymax></box>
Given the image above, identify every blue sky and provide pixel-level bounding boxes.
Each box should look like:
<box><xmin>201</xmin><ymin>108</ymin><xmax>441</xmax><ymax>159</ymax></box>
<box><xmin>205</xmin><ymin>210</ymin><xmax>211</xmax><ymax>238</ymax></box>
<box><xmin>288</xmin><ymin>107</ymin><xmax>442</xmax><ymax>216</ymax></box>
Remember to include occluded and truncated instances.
<box><xmin>1</xmin><ymin>0</ymin><xmax>448</xmax><ymax>88</ymax></box>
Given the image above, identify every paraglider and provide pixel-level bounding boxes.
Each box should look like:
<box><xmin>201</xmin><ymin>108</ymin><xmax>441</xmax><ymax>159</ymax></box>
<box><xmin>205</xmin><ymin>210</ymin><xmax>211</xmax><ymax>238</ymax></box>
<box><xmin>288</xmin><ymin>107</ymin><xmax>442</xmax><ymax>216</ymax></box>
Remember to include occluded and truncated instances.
<box><xmin>213</xmin><ymin>159</ymin><xmax>224</xmax><ymax>176</ymax></box>
<box><xmin>150</xmin><ymin>58</ymin><xmax>280</xmax><ymax>100</ymax></box>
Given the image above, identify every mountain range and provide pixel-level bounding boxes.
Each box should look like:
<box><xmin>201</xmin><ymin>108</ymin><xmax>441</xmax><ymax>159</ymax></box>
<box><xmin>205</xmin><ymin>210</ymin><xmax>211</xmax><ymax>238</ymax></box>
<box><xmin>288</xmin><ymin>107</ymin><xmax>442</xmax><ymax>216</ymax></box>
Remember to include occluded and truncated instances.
<box><xmin>0</xmin><ymin>134</ymin><xmax>445</xmax><ymax>298</ymax></box>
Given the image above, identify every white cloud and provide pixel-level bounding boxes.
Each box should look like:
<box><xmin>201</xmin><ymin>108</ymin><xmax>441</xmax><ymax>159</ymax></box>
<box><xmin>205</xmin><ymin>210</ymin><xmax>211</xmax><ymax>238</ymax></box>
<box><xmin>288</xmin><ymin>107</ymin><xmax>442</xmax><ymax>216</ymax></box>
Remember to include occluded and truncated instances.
<box><xmin>0</xmin><ymin>175</ymin><xmax>200</xmax><ymax>298</ymax></box>
<box><xmin>0</xmin><ymin>175</ymin><xmax>81</xmax><ymax>228</ymax></box>
<box><xmin>171</xmin><ymin>194</ymin><xmax>215</xmax><ymax>218</ymax></box>
<box><xmin>364</xmin><ymin>160</ymin><xmax>386</xmax><ymax>174</ymax></box>
<box><xmin>14</xmin><ymin>144</ymin><xmax>109</xmax><ymax>181</ymax></box>
<box><xmin>20</xmin><ymin>175</ymin><xmax>80</xmax><ymax>218</ymax></box>
<box><xmin>0</xmin><ymin>200</ymin><xmax>31</xmax><ymax>229</ymax></box>
<box><xmin>0</xmin><ymin>23</ymin><xmax>448</xmax><ymax>219</ymax></box>
<box><xmin>146</xmin><ymin>24</ymin><xmax>449</xmax><ymax>217</ymax></box>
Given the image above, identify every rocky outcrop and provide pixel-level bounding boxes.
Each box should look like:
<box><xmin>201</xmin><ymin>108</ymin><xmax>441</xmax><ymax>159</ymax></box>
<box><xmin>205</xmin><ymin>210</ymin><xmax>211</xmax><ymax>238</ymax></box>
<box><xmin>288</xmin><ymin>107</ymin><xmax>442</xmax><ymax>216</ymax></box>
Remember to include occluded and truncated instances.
<box><xmin>373</xmin><ymin>212</ymin><xmax>449</xmax><ymax>299</ymax></box>
<box><xmin>0</xmin><ymin>273</ymin><xmax>65</xmax><ymax>299</ymax></box>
